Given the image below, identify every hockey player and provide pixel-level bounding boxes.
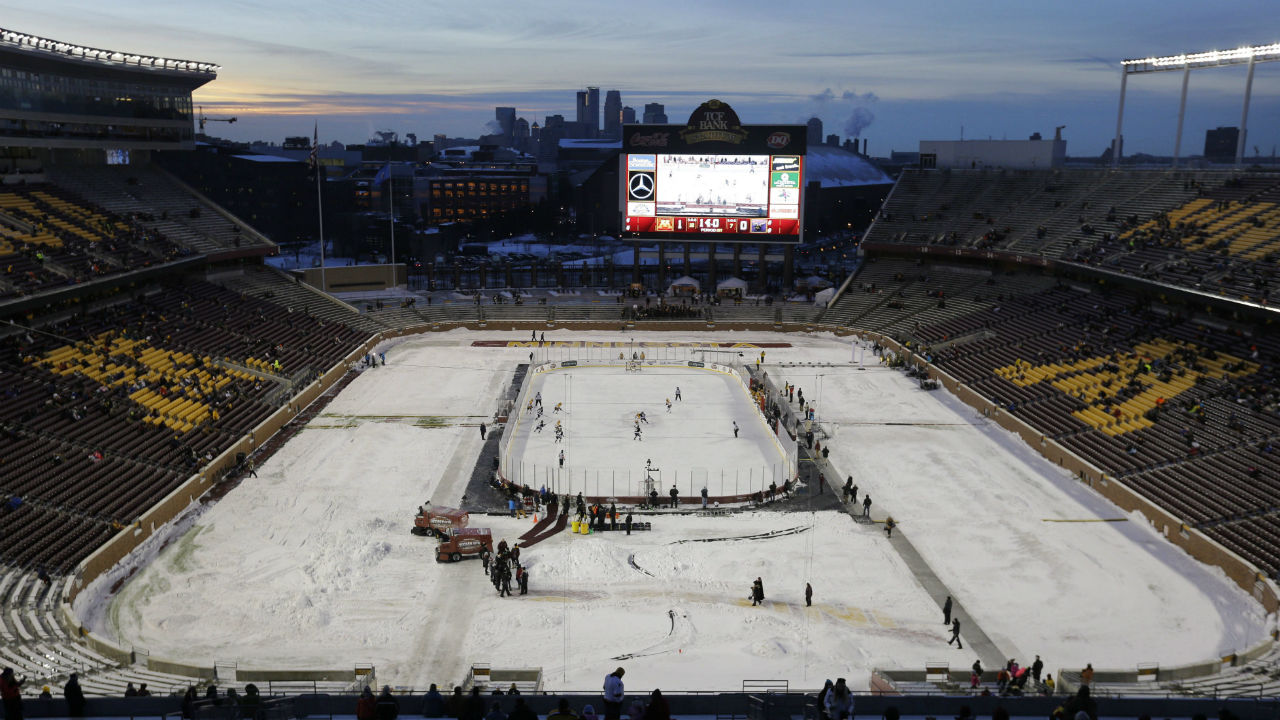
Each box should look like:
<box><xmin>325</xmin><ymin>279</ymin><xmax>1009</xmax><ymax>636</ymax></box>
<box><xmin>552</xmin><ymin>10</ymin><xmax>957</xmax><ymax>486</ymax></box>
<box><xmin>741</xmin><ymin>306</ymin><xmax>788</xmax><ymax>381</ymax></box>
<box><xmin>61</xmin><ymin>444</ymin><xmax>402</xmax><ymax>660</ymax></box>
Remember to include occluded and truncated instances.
<box><xmin>535</xmin><ymin>391</ymin><xmax>542</xmax><ymax>408</ymax></box>
<box><xmin>536</xmin><ymin>405</ymin><xmax>543</xmax><ymax>419</ymax></box>
<box><xmin>637</xmin><ymin>411</ymin><xmax>648</xmax><ymax>424</ymax></box>
<box><xmin>526</xmin><ymin>399</ymin><xmax>534</xmax><ymax>413</ymax></box>
<box><xmin>675</xmin><ymin>387</ymin><xmax>682</xmax><ymax>401</ymax></box>
<box><xmin>558</xmin><ymin>449</ymin><xmax>565</xmax><ymax>468</ymax></box>
<box><xmin>554</xmin><ymin>402</ymin><xmax>563</xmax><ymax>413</ymax></box>
<box><xmin>633</xmin><ymin>422</ymin><xmax>642</xmax><ymax>441</ymax></box>
<box><xmin>665</xmin><ymin>398</ymin><xmax>672</xmax><ymax>413</ymax></box>
<box><xmin>534</xmin><ymin>420</ymin><xmax>546</xmax><ymax>433</ymax></box>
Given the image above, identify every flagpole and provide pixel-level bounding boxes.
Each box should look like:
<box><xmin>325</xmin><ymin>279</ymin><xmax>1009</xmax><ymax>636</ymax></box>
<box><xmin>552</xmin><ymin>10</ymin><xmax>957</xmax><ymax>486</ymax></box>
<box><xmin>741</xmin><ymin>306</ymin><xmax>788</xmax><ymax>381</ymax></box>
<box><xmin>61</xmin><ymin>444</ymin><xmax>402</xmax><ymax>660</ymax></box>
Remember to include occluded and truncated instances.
<box><xmin>314</xmin><ymin>123</ymin><xmax>327</xmax><ymax>293</ymax></box>
<box><xmin>387</xmin><ymin>161</ymin><xmax>395</xmax><ymax>289</ymax></box>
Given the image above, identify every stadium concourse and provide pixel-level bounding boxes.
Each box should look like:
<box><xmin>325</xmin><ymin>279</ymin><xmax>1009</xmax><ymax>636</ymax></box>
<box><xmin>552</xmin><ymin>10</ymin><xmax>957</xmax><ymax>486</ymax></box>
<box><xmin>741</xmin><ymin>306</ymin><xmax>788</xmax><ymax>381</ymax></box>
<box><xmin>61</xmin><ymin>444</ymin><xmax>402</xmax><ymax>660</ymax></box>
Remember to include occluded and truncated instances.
<box><xmin>0</xmin><ymin>167</ymin><xmax>1279</xmax><ymax>715</ymax></box>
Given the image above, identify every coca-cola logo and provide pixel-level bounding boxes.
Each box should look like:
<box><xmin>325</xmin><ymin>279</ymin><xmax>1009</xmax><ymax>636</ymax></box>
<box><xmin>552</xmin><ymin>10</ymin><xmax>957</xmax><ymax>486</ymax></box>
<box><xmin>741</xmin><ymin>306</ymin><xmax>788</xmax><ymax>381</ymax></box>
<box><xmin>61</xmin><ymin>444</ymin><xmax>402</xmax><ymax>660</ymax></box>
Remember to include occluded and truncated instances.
<box><xmin>766</xmin><ymin>132</ymin><xmax>791</xmax><ymax>149</ymax></box>
<box><xmin>630</xmin><ymin>132</ymin><xmax>670</xmax><ymax>148</ymax></box>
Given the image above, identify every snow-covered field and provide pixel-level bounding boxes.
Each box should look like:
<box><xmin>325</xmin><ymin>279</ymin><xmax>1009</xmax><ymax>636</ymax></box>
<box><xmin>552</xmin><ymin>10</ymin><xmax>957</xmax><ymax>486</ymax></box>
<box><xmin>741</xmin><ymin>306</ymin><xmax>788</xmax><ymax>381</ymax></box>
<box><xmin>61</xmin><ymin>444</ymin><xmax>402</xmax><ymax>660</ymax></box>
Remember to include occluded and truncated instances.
<box><xmin>77</xmin><ymin>331</ymin><xmax>1271</xmax><ymax>693</ymax></box>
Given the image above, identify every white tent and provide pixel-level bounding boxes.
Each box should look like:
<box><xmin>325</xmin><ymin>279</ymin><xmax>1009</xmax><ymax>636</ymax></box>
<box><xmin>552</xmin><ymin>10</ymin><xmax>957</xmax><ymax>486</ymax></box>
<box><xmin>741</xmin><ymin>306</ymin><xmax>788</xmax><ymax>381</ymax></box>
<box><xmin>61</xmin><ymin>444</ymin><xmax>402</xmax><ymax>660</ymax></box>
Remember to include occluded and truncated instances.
<box><xmin>668</xmin><ymin>275</ymin><xmax>701</xmax><ymax>295</ymax></box>
<box><xmin>813</xmin><ymin>287</ymin><xmax>836</xmax><ymax>307</ymax></box>
<box><xmin>716</xmin><ymin>277</ymin><xmax>749</xmax><ymax>296</ymax></box>
<box><xmin>799</xmin><ymin>275</ymin><xmax>834</xmax><ymax>290</ymax></box>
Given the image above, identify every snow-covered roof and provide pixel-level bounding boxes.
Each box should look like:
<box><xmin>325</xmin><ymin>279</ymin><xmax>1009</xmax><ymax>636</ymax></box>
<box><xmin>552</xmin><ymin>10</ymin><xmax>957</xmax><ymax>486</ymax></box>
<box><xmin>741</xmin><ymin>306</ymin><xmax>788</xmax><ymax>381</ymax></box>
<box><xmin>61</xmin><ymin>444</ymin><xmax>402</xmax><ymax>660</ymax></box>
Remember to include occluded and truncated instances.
<box><xmin>231</xmin><ymin>154</ymin><xmax>300</xmax><ymax>163</ymax></box>
<box><xmin>805</xmin><ymin>146</ymin><xmax>893</xmax><ymax>188</ymax></box>
<box><xmin>559</xmin><ymin>139</ymin><xmax>623</xmax><ymax>150</ymax></box>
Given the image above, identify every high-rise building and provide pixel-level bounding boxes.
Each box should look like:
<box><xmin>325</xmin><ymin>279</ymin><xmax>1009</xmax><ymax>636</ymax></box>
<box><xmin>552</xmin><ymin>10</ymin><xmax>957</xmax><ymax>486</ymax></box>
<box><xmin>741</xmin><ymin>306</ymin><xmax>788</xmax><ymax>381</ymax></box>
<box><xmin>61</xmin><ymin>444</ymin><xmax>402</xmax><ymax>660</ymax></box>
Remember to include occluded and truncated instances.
<box><xmin>514</xmin><ymin>117</ymin><xmax>530</xmax><ymax>153</ymax></box>
<box><xmin>1204</xmin><ymin>126</ymin><xmax>1239</xmax><ymax>162</ymax></box>
<box><xmin>826</xmin><ymin>134</ymin><xmax>839</xmax><ymax>147</ymax></box>
<box><xmin>621</xmin><ymin>106</ymin><xmax>636</xmax><ymax>125</ymax></box>
<box><xmin>807</xmin><ymin>117</ymin><xmax>823</xmax><ymax>146</ymax></box>
<box><xmin>603</xmin><ymin>90</ymin><xmax>622</xmax><ymax>139</ymax></box>
<box><xmin>575</xmin><ymin>91</ymin><xmax>589</xmax><ymax>128</ymax></box>
<box><xmin>642</xmin><ymin>103</ymin><xmax>667</xmax><ymax>124</ymax></box>
<box><xmin>433</xmin><ymin>134</ymin><xmax>448</xmax><ymax>154</ymax></box>
<box><xmin>586</xmin><ymin>87</ymin><xmax>600</xmax><ymax>137</ymax></box>
<box><xmin>495</xmin><ymin>107</ymin><xmax>516</xmax><ymax>143</ymax></box>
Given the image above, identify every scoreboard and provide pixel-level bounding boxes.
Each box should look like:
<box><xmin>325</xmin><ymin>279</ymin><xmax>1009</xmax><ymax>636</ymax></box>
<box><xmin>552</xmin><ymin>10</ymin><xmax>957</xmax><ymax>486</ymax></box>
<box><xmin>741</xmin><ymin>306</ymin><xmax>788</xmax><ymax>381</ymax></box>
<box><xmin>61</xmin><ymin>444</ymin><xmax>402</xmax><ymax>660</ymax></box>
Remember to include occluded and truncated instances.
<box><xmin>620</xmin><ymin>104</ymin><xmax>805</xmax><ymax>243</ymax></box>
<box><xmin>622</xmin><ymin>153</ymin><xmax>803</xmax><ymax>238</ymax></box>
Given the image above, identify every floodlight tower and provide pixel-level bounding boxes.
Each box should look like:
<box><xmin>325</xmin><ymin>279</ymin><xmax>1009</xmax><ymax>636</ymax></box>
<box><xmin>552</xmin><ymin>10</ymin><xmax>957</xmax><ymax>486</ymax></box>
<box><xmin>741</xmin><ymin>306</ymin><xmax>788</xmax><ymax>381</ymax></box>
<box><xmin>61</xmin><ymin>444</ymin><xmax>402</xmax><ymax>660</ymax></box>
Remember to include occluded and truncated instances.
<box><xmin>1112</xmin><ymin>43</ymin><xmax>1280</xmax><ymax>168</ymax></box>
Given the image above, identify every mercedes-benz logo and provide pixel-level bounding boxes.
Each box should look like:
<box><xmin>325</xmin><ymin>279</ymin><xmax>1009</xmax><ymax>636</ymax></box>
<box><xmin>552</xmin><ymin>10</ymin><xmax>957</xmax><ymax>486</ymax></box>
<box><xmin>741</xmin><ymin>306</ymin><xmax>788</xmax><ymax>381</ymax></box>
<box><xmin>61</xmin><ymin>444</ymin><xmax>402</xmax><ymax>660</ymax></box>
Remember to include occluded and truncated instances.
<box><xmin>629</xmin><ymin>172</ymin><xmax>653</xmax><ymax>200</ymax></box>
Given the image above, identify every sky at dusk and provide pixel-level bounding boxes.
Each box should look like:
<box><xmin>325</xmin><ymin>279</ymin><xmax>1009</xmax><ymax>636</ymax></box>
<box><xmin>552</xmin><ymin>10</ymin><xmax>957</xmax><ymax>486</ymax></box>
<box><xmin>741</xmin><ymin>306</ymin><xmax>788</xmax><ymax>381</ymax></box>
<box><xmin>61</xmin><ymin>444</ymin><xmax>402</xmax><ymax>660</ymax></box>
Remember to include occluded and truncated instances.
<box><xmin>3</xmin><ymin>0</ymin><xmax>1278</xmax><ymax>158</ymax></box>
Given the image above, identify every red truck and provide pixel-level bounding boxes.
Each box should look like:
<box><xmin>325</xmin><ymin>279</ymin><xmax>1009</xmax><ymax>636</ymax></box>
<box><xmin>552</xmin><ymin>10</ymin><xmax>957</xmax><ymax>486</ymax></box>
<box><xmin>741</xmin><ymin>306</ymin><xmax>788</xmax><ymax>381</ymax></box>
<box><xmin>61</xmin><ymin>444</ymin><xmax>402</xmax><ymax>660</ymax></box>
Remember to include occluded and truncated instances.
<box><xmin>412</xmin><ymin>506</ymin><xmax>470</xmax><ymax>537</ymax></box>
<box><xmin>436</xmin><ymin>528</ymin><xmax>494</xmax><ymax>563</ymax></box>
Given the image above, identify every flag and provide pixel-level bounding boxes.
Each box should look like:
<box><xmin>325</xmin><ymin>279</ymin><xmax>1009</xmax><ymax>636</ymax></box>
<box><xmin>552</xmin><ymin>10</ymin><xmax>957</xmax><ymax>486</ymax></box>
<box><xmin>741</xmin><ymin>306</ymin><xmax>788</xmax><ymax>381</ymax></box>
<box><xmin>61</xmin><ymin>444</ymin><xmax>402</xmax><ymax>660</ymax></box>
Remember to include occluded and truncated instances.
<box><xmin>308</xmin><ymin>121</ymin><xmax>319</xmax><ymax>170</ymax></box>
<box><xmin>373</xmin><ymin>160</ymin><xmax>391</xmax><ymax>186</ymax></box>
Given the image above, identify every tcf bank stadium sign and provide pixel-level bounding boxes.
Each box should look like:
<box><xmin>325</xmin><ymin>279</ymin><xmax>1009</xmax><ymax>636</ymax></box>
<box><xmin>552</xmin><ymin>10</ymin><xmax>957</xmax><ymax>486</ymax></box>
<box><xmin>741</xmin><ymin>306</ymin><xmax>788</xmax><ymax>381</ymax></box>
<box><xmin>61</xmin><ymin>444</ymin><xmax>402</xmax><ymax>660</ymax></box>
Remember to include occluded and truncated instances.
<box><xmin>624</xmin><ymin>99</ymin><xmax>807</xmax><ymax>155</ymax></box>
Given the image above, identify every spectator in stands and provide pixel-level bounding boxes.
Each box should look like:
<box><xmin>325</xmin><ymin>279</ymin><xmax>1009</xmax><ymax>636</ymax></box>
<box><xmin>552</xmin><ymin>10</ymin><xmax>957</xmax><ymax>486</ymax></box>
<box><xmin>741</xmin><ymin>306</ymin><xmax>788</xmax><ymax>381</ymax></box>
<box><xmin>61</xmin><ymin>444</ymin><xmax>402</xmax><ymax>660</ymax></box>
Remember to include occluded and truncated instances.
<box><xmin>582</xmin><ymin>706</ymin><xmax>598</xmax><ymax>720</ymax></box>
<box><xmin>357</xmin><ymin>687</ymin><xmax>377</xmax><ymax>720</ymax></box>
<box><xmin>180</xmin><ymin>687</ymin><xmax>198</xmax><ymax>719</ymax></box>
<box><xmin>1079</xmin><ymin>663</ymin><xmax>1094</xmax><ymax>686</ymax></box>
<box><xmin>1059</xmin><ymin>685</ymin><xmax>1097</xmax><ymax>720</ymax></box>
<box><xmin>641</xmin><ymin>690</ymin><xmax>669</xmax><ymax>720</ymax></box>
<box><xmin>486</xmin><ymin>703</ymin><xmax>507</xmax><ymax>720</ymax></box>
<box><xmin>376</xmin><ymin>686</ymin><xmax>400</xmax><ymax>720</ymax></box>
<box><xmin>823</xmin><ymin>678</ymin><xmax>853</xmax><ymax>720</ymax></box>
<box><xmin>463</xmin><ymin>687</ymin><xmax>486</xmax><ymax>720</ymax></box>
<box><xmin>63</xmin><ymin>674</ymin><xmax>86</xmax><ymax>717</ymax></box>
<box><xmin>421</xmin><ymin>684</ymin><xmax>446</xmax><ymax>718</ymax></box>
<box><xmin>124</xmin><ymin>682</ymin><xmax>138</xmax><ymax>697</ymax></box>
<box><xmin>508</xmin><ymin>698</ymin><xmax>537</xmax><ymax>720</ymax></box>
<box><xmin>447</xmin><ymin>687</ymin><xmax>466</xmax><ymax>718</ymax></box>
<box><xmin>241</xmin><ymin>684</ymin><xmax>262</xmax><ymax>720</ymax></box>
<box><xmin>546</xmin><ymin>698</ymin><xmax>579</xmax><ymax>720</ymax></box>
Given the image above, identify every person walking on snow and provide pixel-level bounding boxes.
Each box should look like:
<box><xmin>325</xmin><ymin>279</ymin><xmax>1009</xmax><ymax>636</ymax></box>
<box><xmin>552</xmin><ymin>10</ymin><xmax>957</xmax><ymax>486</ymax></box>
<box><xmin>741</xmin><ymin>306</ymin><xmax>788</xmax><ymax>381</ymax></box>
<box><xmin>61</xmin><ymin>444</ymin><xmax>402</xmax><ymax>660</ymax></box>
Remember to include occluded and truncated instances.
<box><xmin>948</xmin><ymin>618</ymin><xmax>962</xmax><ymax>649</ymax></box>
<box><xmin>559</xmin><ymin>449</ymin><xmax>565</xmax><ymax>468</ymax></box>
<box><xmin>480</xmin><ymin>423</ymin><xmax>487</xmax><ymax>440</ymax></box>
<box><xmin>805</xmin><ymin>582</ymin><xmax>813</xmax><ymax>607</ymax></box>
<box><xmin>862</xmin><ymin>495</ymin><xmax>872</xmax><ymax>518</ymax></box>
<box><xmin>669</xmin><ymin>485</ymin><xmax>679</xmax><ymax>508</ymax></box>
<box><xmin>943</xmin><ymin>595</ymin><xmax>953</xmax><ymax>625</ymax></box>
<box><xmin>733</xmin><ymin>421</ymin><xmax>739</xmax><ymax>438</ymax></box>
<box><xmin>701</xmin><ymin>487</ymin><xmax>708</xmax><ymax>508</ymax></box>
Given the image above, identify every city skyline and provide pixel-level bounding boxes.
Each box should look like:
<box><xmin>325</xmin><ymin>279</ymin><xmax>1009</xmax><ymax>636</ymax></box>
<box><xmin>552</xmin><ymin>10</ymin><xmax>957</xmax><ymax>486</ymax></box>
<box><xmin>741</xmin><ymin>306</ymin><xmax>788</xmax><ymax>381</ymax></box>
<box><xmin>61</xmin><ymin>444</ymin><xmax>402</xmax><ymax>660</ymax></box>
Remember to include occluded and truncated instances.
<box><xmin>0</xmin><ymin>0</ymin><xmax>1277</xmax><ymax>157</ymax></box>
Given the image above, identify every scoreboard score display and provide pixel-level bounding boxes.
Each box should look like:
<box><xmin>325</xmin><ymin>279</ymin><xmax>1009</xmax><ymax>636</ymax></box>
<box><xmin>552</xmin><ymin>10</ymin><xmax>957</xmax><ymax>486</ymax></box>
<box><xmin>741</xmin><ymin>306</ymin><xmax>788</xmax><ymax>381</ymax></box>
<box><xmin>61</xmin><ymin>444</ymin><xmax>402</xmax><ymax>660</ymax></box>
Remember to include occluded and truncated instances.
<box><xmin>621</xmin><ymin>100</ymin><xmax>806</xmax><ymax>242</ymax></box>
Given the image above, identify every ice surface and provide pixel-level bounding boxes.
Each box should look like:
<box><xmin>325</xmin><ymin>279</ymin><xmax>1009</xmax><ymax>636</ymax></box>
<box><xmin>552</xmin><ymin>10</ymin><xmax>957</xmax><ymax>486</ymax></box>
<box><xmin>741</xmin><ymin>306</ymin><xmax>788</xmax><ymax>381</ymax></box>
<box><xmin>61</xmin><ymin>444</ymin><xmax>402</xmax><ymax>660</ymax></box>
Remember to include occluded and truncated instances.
<box><xmin>506</xmin><ymin>365</ymin><xmax>788</xmax><ymax>497</ymax></box>
<box><xmin>79</xmin><ymin>331</ymin><xmax>1269</xmax><ymax>692</ymax></box>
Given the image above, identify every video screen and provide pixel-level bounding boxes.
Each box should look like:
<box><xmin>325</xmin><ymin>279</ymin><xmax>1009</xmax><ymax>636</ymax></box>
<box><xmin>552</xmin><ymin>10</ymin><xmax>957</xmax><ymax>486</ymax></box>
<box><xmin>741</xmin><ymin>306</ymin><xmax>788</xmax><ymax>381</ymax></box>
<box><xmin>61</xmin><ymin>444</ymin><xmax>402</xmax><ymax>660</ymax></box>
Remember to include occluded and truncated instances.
<box><xmin>622</xmin><ymin>153</ymin><xmax>802</xmax><ymax>239</ymax></box>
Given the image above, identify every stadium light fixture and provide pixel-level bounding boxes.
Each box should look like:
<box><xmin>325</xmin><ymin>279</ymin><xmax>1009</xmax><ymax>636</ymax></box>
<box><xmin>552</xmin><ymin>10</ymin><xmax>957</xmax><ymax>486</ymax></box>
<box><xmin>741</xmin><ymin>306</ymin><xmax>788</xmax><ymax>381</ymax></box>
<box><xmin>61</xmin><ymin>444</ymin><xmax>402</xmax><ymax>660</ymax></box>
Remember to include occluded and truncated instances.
<box><xmin>1122</xmin><ymin>42</ymin><xmax>1280</xmax><ymax>73</ymax></box>
<box><xmin>0</xmin><ymin>26</ymin><xmax>219</xmax><ymax>74</ymax></box>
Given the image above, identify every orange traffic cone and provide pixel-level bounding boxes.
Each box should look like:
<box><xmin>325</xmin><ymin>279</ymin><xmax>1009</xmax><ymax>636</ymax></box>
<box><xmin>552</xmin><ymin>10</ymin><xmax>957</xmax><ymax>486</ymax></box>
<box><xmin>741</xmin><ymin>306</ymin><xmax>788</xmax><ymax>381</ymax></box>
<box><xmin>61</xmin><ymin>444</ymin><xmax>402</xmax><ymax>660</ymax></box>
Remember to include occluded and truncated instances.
<box><xmin>532</xmin><ymin>512</ymin><xmax>539</xmax><ymax>523</ymax></box>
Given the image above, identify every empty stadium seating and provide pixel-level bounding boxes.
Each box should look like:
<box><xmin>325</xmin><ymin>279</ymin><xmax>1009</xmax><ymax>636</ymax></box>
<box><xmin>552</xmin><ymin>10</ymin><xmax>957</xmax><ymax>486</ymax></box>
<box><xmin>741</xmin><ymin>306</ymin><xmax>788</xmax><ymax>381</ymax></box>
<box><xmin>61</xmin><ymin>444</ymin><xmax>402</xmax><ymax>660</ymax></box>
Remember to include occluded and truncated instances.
<box><xmin>0</xmin><ymin>183</ymin><xmax>187</xmax><ymax>300</ymax></box>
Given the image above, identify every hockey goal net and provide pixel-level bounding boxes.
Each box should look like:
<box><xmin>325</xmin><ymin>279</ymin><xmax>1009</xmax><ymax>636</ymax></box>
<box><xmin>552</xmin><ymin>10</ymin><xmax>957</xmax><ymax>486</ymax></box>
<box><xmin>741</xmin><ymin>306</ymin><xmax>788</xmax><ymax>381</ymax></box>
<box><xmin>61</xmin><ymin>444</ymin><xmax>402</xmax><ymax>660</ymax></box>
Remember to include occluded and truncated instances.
<box><xmin>625</xmin><ymin>360</ymin><xmax>643</xmax><ymax>372</ymax></box>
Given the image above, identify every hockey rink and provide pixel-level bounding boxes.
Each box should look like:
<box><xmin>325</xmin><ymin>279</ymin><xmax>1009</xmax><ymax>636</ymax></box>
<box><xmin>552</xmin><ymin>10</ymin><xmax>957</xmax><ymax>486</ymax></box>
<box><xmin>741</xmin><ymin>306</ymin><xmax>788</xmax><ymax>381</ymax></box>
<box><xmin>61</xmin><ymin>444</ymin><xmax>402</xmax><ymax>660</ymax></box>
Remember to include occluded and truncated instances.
<box><xmin>505</xmin><ymin>364</ymin><xmax>789</xmax><ymax>498</ymax></box>
<box><xmin>77</xmin><ymin>330</ymin><xmax>1271</xmax><ymax>692</ymax></box>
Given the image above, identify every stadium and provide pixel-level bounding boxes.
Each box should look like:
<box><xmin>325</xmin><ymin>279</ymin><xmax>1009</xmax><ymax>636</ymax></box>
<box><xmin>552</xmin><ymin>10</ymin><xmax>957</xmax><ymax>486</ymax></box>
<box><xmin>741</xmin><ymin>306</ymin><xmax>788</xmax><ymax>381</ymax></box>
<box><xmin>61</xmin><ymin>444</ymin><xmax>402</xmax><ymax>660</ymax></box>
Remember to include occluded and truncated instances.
<box><xmin>0</xmin><ymin>24</ymin><xmax>1278</xmax><ymax>720</ymax></box>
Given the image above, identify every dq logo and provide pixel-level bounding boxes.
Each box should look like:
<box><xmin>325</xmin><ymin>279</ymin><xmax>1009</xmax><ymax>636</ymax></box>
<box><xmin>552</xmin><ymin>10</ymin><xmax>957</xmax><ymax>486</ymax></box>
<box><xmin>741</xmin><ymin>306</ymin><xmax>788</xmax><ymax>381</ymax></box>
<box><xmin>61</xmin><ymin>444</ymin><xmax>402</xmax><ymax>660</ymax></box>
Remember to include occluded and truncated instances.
<box><xmin>766</xmin><ymin>132</ymin><xmax>791</xmax><ymax>149</ymax></box>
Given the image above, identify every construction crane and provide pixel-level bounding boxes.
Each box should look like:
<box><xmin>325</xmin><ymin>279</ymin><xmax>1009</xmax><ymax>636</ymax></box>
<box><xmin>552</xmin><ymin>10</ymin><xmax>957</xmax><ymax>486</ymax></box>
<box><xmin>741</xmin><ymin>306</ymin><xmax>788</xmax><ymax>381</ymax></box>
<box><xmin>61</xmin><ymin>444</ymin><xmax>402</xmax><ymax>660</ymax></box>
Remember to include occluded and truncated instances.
<box><xmin>197</xmin><ymin>105</ymin><xmax>237</xmax><ymax>132</ymax></box>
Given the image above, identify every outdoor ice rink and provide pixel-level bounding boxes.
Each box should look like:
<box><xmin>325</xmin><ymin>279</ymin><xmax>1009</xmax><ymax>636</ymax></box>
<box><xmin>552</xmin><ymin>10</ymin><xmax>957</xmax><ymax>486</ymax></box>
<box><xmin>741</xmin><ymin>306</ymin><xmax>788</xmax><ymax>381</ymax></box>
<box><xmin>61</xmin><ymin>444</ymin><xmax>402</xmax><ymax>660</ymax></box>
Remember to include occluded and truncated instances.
<box><xmin>75</xmin><ymin>330</ymin><xmax>1271</xmax><ymax>692</ymax></box>
<box><xmin>506</xmin><ymin>364</ymin><xmax>789</xmax><ymax>498</ymax></box>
